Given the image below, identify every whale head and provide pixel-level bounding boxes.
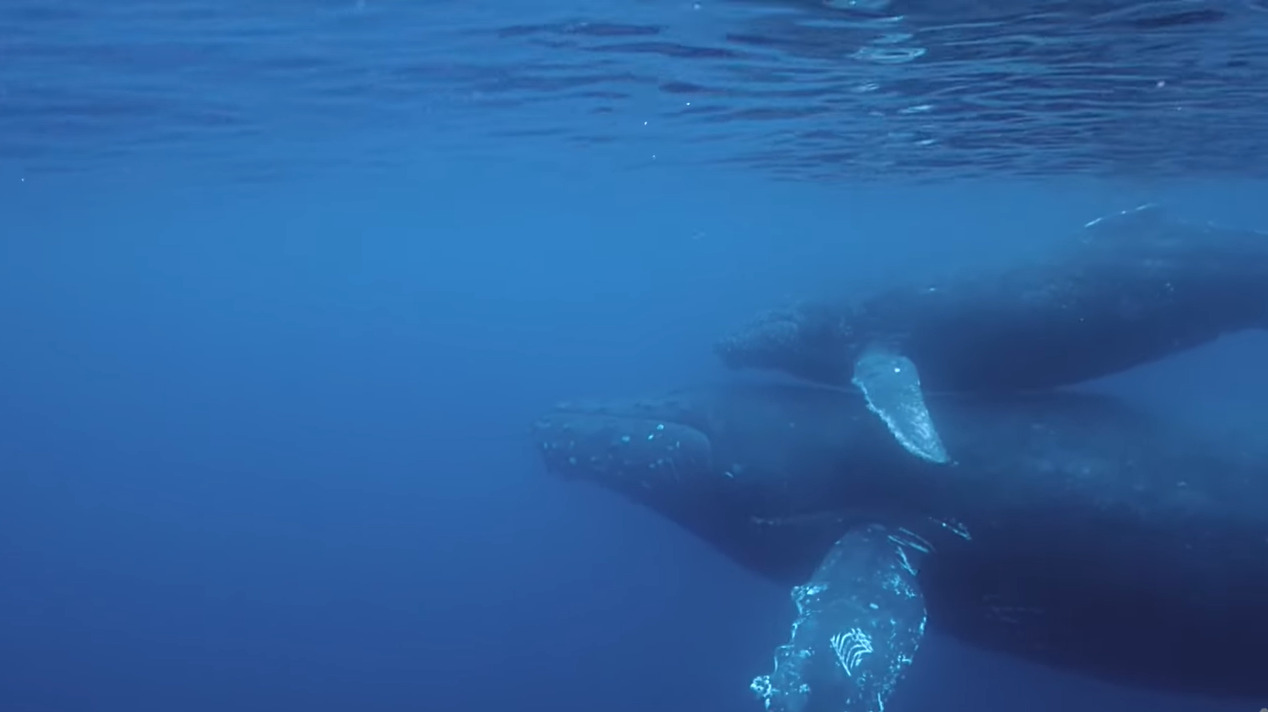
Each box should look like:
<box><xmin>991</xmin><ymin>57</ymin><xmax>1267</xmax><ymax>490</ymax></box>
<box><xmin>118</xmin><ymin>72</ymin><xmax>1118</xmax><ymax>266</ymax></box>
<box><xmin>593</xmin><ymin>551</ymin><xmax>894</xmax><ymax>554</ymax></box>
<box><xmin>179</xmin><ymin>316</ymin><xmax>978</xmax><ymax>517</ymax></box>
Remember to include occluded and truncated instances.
<box><xmin>714</xmin><ymin>303</ymin><xmax>861</xmax><ymax>386</ymax></box>
<box><xmin>530</xmin><ymin>392</ymin><xmax>720</xmax><ymax>510</ymax></box>
<box><xmin>529</xmin><ymin>385</ymin><xmax>889</xmax><ymax>583</ymax></box>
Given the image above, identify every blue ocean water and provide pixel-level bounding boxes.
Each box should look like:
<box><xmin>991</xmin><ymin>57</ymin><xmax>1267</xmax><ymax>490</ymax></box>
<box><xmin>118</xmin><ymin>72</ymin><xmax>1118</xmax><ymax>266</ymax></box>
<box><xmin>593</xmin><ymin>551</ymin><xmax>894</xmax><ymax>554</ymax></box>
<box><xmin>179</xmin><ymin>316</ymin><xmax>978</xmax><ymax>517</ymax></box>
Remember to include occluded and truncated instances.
<box><xmin>2</xmin><ymin>1</ymin><xmax>1267</xmax><ymax>711</ymax></box>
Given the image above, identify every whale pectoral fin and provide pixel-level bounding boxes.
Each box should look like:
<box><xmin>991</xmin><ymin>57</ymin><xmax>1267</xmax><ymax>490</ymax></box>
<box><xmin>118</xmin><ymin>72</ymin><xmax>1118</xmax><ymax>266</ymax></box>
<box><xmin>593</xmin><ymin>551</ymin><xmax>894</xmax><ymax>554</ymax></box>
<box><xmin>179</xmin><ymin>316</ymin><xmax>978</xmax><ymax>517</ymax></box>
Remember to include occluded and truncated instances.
<box><xmin>751</xmin><ymin>525</ymin><xmax>929</xmax><ymax>712</ymax></box>
<box><xmin>851</xmin><ymin>351</ymin><xmax>949</xmax><ymax>464</ymax></box>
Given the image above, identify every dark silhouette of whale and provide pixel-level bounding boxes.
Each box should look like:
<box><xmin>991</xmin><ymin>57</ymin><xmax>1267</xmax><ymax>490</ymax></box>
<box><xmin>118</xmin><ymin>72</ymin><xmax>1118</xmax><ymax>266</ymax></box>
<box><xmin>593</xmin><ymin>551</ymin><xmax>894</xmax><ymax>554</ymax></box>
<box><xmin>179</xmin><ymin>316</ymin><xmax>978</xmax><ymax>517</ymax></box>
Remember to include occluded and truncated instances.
<box><xmin>715</xmin><ymin>205</ymin><xmax>1268</xmax><ymax>464</ymax></box>
<box><xmin>532</xmin><ymin>382</ymin><xmax>1268</xmax><ymax>712</ymax></box>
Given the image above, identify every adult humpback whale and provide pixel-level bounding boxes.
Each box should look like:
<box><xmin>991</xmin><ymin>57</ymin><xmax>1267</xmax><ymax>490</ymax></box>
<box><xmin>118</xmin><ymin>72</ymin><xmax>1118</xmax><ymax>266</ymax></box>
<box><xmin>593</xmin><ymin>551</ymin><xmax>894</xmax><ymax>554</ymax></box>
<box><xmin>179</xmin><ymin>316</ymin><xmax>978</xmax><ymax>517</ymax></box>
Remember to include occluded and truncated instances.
<box><xmin>532</xmin><ymin>382</ymin><xmax>1268</xmax><ymax>711</ymax></box>
<box><xmin>714</xmin><ymin>205</ymin><xmax>1268</xmax><ymax>464</ymax></box>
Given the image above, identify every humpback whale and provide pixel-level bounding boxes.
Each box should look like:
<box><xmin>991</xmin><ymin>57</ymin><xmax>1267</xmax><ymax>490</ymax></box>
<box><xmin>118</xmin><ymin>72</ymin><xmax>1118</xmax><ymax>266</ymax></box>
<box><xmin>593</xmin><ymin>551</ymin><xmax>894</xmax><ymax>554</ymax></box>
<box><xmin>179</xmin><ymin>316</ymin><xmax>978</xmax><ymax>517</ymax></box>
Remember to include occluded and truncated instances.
<box><xmin>532</xmin><ymin>382</ymin><xmax>1268</xmax><ymax>711</ymax></box>
<box><xmin>714</xmin><ymin>205</ymin><xmax>1268</xmax><ymax>463</ymax></box>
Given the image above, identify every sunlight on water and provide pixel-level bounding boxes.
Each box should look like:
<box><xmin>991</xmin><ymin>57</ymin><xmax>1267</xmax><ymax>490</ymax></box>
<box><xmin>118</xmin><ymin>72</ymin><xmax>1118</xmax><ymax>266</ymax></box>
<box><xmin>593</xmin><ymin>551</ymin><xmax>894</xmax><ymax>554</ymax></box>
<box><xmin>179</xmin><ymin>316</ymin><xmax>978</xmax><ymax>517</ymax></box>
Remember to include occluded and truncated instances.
<box><xmin>1</xmin><ymin>0</ymin><xmax>1266</xmax><ymax>180</ymax></box>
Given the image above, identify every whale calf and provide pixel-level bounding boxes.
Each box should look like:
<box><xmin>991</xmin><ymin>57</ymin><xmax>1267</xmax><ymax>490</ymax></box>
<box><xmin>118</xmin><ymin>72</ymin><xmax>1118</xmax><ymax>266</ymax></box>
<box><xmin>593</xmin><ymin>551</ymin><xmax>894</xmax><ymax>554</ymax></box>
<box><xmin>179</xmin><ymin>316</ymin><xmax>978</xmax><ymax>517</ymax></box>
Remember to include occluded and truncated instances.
<box><xmin>532</xmin><ymin>382</ymin><xmax>1268</xmax><ymax>711</ymax></box>
<box><xmin>715</xmin><ymin>205</ymin><xmax>1268</xmax><ymax>463</ymax></box>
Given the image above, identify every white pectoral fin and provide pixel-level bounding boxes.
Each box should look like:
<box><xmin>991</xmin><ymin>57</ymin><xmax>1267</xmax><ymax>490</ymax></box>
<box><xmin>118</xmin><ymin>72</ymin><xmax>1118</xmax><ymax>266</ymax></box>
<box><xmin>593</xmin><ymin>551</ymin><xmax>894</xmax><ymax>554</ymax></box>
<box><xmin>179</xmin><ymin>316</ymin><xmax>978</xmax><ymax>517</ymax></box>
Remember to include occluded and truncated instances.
<box><xmin>852</xmin><ymin>351</ymin><xmax>950</xmax><ymax>464</ymax></box>
<box><xmin>750</xmin><ymin>524</ymin><xmax>929</xmax><ymax>712</ymax></box>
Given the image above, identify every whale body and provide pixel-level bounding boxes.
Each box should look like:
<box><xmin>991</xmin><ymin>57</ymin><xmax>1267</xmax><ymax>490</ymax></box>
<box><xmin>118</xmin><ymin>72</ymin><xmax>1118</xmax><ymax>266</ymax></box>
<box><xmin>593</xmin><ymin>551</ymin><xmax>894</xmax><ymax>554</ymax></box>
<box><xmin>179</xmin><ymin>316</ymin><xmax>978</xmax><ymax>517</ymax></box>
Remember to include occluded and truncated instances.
<box><xmin>715</xmin><ymin>205</ymin><xmax>1268</xmax><ymax>464</ymax></box>
<box><xmin>533</xmin><ymin>383</ymin><xmax>1268</xmax><ymax>710</ymax></box>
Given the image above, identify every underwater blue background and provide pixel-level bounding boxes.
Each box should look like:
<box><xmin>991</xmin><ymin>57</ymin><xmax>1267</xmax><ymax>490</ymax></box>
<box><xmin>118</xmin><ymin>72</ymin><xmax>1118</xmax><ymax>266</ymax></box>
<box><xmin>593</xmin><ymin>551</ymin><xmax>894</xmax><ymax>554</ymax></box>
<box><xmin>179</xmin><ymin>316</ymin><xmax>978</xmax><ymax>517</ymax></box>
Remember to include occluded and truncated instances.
<box><xmin>3</xmin><ymin>2</ymin><xmax>1268</xmax><ymax>711</ymax></box>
